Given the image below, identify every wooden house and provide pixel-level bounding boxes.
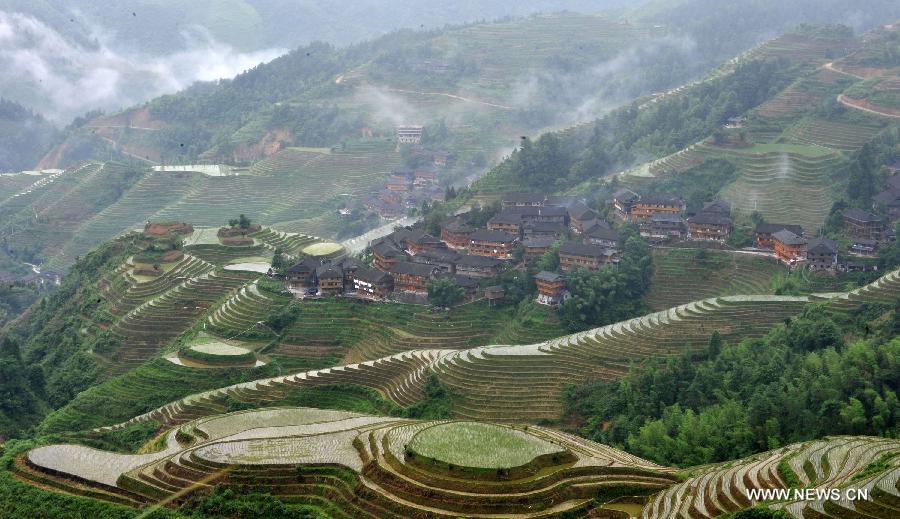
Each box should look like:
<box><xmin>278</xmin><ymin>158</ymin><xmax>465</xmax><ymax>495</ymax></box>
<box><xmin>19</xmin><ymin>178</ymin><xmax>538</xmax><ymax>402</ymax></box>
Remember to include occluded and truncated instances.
<box><xmin>649</xmin><ymin>213</ymin><xmax>686</xmax><ymax>241</ymax></box>
<box><xmin>455</xmin><ymin>254</ymin><xmax>503</xmax><ymax>278</ymax></box>
<box><xmin>630</xmin><ymin>193</ymin><xmax>684</xmax><ymax>222</ymax></box>
<box><xmin>535</xmin><ymin>271</ymin><xmax>567</xmax><ymax>306</ymax></box>
<box><xmin>772</xmin><ymin>230</ymin><xmax>807</xmax><ymax>265</ymax></box>
<box><xmin>807</xmin><ymin>238</ymin><xmax>838</xmax><ymax>271</ymax></box>
<box><xmin>567</xmin><ymin>202</ymin><xmax>599</xmax><ymax>233</ymax></box>
<box><xmin>285</xmin><ymin>257</ymin><xmax>320</xmax><ymax>290</ymax></box>
<box><xmin>843</xmin><ymin>208</ymin><xmax>884</xmax><ymax>240</ymax></box>
<box><xmin>687</xmin><ymin>212</ymin><xmax>733</xmax><ymax>242</ymax></box>
<box><xmin>390</xmin><ymin>262</ymin><xmax>440</xmax><ymax>293</ymax></box>
<box><xmin>441</xmin><ymin>217</ymin><xmax>475</xmax><ymax>249</ymax></box>
<box><xmin>523</xmin><ymin>237</ymin><xmax>555</xmax><ymax>263</ymax></box>
<box><xmin>611</xmin><ymin>188</ymin><xmax>640</xmax><ymax>219</ymax></box>
<box><xmin>316</xmin><ymin>264</ymin><xmax>345</xmax><ymax>295</ymax></box>
<box><xmin>501</xmin><ymin>193</ymin><xmax>545</xmax><ymax>208</ymax></box>
<box><xmin>755</xmin><ymin>223</ymin><xmax>805</xmax><ymax>249</ymax></box>
<box><xmin>583</xmin><ymin>222</ymin><xmax>618</xmax><ymax>249</ymax></box>
<box><xmin>850</xmin><ymin>238</ymin><xmax>878</xmax><ymax>256</ymax></box>
<box><xmin>488</xmin><ymin>211</ymin><xmax>525</xmax><ymax>234</ymax></box>
<box><xmin>559</xmin><ymin>242</ymin><xmax>618</xmax><ymax>271</ymax></box>
<box><xmin>411</xmin><ymin>248</ymin><xmax>460</xmax><ymax>273</ymax></box>
<box><xmin>353</xmin><ymin>267</ymin><xmax>394</xmax><ymax>299</ymax></box>
<box><xmin>372</xmin><ymin>241</ymin><xmax>407</xmax><ymax>271</ymax></box>
<box><xmin>523</xmin><ymin>221</ymin><xmax>566</xmax><ymax>240</ymax></box>
<box><xmin>469</xmin><ymin>229</ymin><xmax>517</xmax><ymax>259</ymax></box>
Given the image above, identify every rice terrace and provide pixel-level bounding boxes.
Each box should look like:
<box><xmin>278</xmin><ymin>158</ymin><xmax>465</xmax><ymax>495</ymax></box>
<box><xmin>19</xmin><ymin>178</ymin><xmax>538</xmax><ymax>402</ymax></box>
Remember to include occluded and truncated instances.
<box><xmin>1</xmin><ymin>2</ymin><xmax>900</xmax><ymax>519</ymax></box>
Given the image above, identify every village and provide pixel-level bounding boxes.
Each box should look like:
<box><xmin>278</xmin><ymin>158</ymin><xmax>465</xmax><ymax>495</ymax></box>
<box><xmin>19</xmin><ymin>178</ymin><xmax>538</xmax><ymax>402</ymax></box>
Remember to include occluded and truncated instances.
<box><xmin>283</xmin><ymin>170</ymin><xmax>900</xmax><ymax>307</ymax></box>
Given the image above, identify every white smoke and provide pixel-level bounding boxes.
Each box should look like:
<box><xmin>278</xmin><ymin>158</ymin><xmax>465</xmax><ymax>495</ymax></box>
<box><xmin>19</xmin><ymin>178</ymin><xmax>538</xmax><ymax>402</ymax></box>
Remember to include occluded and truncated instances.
<box><xmin>353</xmin><ymin>84</ymin><xmax>420</xmax><ymax>127</ymax></box>
<box><xmin>0</xmin><ymin>11</ymin><xmax>286</xmax><ymax>124</ymax></box>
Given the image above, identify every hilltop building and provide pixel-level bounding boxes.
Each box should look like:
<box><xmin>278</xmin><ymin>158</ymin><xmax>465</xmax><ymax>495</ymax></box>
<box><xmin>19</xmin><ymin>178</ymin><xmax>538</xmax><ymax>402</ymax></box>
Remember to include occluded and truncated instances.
<box><xmin>843</xmin><ymin>208</ymin><xmax>884</xmax><ymax>240</ymax></box>
<box><xmin>397</xmin><ymin>125</ymin><xmax>423</xmax><ymax>144</ymax></box>
<box><xmin>755</xmin><ymin>223</ymin><xmax>805</xmax><ymax>249</ymax></box>
<box><xmin>535</xmin><ymin>271</ymin><xmax>568</xmax><ymax>306</ymax></box>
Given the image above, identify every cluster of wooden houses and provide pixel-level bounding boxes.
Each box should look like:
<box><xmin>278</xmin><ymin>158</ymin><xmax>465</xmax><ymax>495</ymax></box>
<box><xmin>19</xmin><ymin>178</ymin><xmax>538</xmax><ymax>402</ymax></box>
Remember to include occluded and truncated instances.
<box><xmin>363</xmin><ymin>151</ymin><xmax>457</xmax><ymax>219</ymax></box>
<box><xmin>611</xmin><ymin>189</ymin><xmax>735</xmax><ymax>243</ymax></box>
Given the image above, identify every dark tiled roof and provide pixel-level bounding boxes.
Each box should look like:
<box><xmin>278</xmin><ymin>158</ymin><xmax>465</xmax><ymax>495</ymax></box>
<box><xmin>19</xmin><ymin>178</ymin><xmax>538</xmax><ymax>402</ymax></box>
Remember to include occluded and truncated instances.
<box><xmin>470</xmin><ymin>229</ymin><xmax>516</xmax><ymax>243</ymax></box>
<box><xmin>584</xmin><ymin>225</ymin><xmax>619</xmax><ymax>241</ymax></box>
<box><xmin>373</xmin><ymin>241</ymin><xmax>406</xmax><ymax>258</ymax></box>
<box><xmin>651</xmin><ymin>213</ymin><xmax>686</xmax><ymax>224</ymax></box>
<box><xmin>523</xmin><ymin>237</ymin><xmax>556</xmax><ymax>248</ymax></box>
<box><xmin>702</xmin><ymin>199</ymin><xmax>732</xmax><ymax>214</ymax></box>
<box><xmin>524</xmin><ymin>221</ymin><xmax>567</xmax><ymax>233</ymax></box>
<box><xmin>316</xmin><ymin>264</ymin><xmax>343</xmax><ymax>278</ymax></box>
<box><xmin>413</xmin><ymin>249</ymin><xmax>460</xmax><ymax>263</ymax></box>
<box><xmin>640</xmin><ymin>192</ymin><xmax>683</xmax><ymax>206</ymax></box>
<box><xmin>843</xmin><ymin>208</ymin><xmax>882</xmax><ymax>223</ymax></box>
<box><xmin>755</xmin><ymin>223</ymin><xmax>804</xmax><ymax>236</ymax></box>
<box><xmin>446</xmin><ymin>274</ymin><xmax>479</xmax><ymax>288</ymax></box>
<box><xmin>873</xmin><ymin>190</ymin><xmax>900</xmax><ymax>206</ymax></box>
<box><xmin>567</xmin><ymin>202</ymin><xmax>597</xmax><ymax>221</ymax></box>
<box><xmin>808</xmin><ymin>237</ymin><xmax>837</xmax><ymax>254</ymax></box>
<box><xmin>612</xmin><ymin>188</ymin><xmax>640</xmax><ymax>203</ymax></box>
<box><xmin>688</xmin><ymin>212</ymin><xmax>732</xmax><ymax>226</ymax></box>
<box><xmin>455</xmin><ymin>254</ymin><xmax>503</xmax><ymax>268</ymax></box>
<box><xmin>773</xmin><ymin>230</ymin><xmax>806</xmax><ymax>246</ymax></box>
<box><xmin>288</xmin><ymin>257</ymin><xmax>320</xmax><ymax>273</ymax></box>
<box><xmin>535</xmin><ymin>271</ymin><xmax>564</xmax><ymax>282</ymax></box>
<box><xmin>489</xmin><ymin>212</ymin><xmax>524</xmax><ymax>225</ymax></box>
<box><xmin>354</xmin><ymin>266</ymin><xmax>392</xmax><ymax>284</ymax></box>
<box><xmin>443</xmin><ymin>217</ymin><xmax>474</xmax><ymax>233</ymax></box>
<box><xmin>559</xmin><ymin>242</ymin><xmax>607</xmax><ymax>258</ymax></box>
<box><xmin>390</xmin><ymin>261</ymin><xmax>440</xmax><ymax>277</ymax></box>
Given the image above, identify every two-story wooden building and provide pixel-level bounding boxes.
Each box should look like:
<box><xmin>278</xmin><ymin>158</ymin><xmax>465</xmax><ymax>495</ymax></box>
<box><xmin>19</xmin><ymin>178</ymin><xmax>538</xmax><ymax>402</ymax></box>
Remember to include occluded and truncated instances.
<box><xmin>772</xmin><ymin>229</ymin><xmax>807</xmax><ymax>265</ymax></box>
<box><xmin>630</xmin><ymin>193</ymin><xmax>684</xmax><ymax>222</ymax></box>
<box><xmin>487</xmin><ymin>211</ymin><xmax>525</xmax><ymax>234</ymax></box>
<box><xmin>390</xmin><ymin>262</ymin><xmax>440</xmax><ymax>293</ymax></box>
<box><xmin>559</xmin><ymin>242</ymin><xmax>618</xmax><ymax>271</ymax></box>
<box><xmin>501</xmin><ymin>193</ymin><xmax>545</xmax><ymax>208</ymax></box>
<box><xmin>441</xmin><ymin>217</ymin><xmax>475</xmax><ymax>249</ymax></box>
<box><xmin>754</xmin><ymin>223</ymin><xmax>805</xmax><ymax>249</ymax></box>
<box><xmin>372</xmin><ymin>241</ymin><xmax>408</xmax><ymax>272</ymax></box>
<box><xmin>648</xmin><ymin>213</ymin><xmax>686</xmax><ymax>241</ymax></box>
<box><xmin>843</xmin><ymin>208</ymin><xmax>884</xmax><ymax>240</ymax></box>
<box><xmin>611</xmin><ymin>188</ymin><xmax>640</xmax><ymax>220</ymax></box>
<box><xmin>807</xmin><ymin>238</ymin><xmax>838</xmax><ymax>271</ymax></box>
<box><xmin>583</xmin><ymin>223</ymin><xmax>619</xmax><ymax>249</ymax></box>
<box><xmin>535</xmin><ymin>271</ymin><xmax>568</xmax><ymax>306</ymax></box>
<box><xmin>687</xmin><ymin>212</ymin><xmax>733</xmax><ymax>242</ymax></box>
<box><xmin>567</xmin><ymin>202</ymin><xmax>600</xmax><ymax>233</ymax></box>
<box><xmin>285</xmin><ymin>257</ymin><xmax>321</xmax><ymax>290</ymax></box>
<box><xmin>522</xmin><ymin>236</ymin><xmax>555</xmax><ymax>264</ymax></box>
<box><xmin>455</xmin><ymin>254</ymin><xmax>503</xmax><ymax>278</ymax></box>
<box><xmin>410</xmin><ymin>248</ymin><xmax>459</xmax><ymax>273</ymax></box>
<box><xmin>316</xmin><ymin>264</ymin><xmax>345</xmax><ymax>295</ymax></box>
<box><xmin>469</xmin><ymin>229</ymin><xmax>517</xmax><ymax>259</ymax></box>
<box><xmin>353</xmin><ymin>267</ymin><xmax>394</xmax><ymax>299</ymax></box>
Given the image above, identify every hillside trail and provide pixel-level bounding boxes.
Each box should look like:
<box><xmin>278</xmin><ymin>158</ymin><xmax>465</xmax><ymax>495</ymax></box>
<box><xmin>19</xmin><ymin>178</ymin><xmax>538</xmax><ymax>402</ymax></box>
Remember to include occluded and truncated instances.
<box><xmin>836</xmin><ymin>94</ymin><xmax>900</xmax><ymax>119</ymax></box>
<box><xmin>385</xmin><ymin>88</ymin><xmax>513</xmax><ymax>109</ymax></box>
<box><xmin>823</xmin><ymin>61</ymin><xmax>865</xmax><ymax>79</ymax></box>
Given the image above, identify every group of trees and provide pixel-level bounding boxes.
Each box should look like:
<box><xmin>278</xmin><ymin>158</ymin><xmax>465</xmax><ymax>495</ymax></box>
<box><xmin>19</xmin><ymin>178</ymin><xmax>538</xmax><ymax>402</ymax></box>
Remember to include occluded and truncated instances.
<box><xmin>564</xmin><ymin>305</ymin><xmax>900</xmax><ymax>467</ymax></box>
<box><xmin>558</xmin><ymin>224</ymin><xmax>653</xmax><ymax>331</ymax></box>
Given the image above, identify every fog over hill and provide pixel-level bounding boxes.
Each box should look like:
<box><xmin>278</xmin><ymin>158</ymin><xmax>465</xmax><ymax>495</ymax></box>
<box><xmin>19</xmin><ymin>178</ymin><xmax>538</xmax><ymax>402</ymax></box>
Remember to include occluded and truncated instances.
<box><xmin>0</xmin><ymin>1</ymin><xmax>635</xmax><ymax>125</ymax></box>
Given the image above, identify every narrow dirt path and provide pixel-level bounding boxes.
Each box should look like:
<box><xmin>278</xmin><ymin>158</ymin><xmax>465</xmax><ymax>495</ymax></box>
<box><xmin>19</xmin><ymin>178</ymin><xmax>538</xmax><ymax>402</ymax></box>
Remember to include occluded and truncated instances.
<box><xmin>386</xmin><ymin>88</ymin><xmax>512</xmax><ymax>109</ymax></box>
<box><xmin>837</xmin><ymin>94</ymin><xmax>900</xmax><ymax>119</ymax></box>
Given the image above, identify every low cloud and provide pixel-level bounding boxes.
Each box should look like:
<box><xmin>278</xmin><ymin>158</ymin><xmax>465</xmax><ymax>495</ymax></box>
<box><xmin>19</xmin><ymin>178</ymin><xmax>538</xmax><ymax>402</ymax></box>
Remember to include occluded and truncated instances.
<box><xmin>0</xmin><ymin>11</ymin><xmax>286</xmax><ymax>124</ymax></box>
<box><xmin>353</xmin><ymin>84</ymin><xmax>420</xmax><ymax>128</ymax></box>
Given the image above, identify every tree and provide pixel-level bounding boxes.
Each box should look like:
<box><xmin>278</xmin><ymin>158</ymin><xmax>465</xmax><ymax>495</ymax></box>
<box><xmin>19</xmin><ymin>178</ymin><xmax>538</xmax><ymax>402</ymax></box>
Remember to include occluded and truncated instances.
<box><xmin>238</xmin><ymin>214</ymin><xmax>252</xmax><ymax>229</ymax></box>
<box><xmin>427</xmin><ymin>277</ymin><xmax>465</xmax><ymax>308</ymax></box>
<box><xmin>228</xmin><ymin>218</ymin><xmax>239</xmax><ymax>228</ymax></box>
<box><xmin>271</xmin><ymin>247</ymin><xmax>290</xmax><ymax>275</ymax></box>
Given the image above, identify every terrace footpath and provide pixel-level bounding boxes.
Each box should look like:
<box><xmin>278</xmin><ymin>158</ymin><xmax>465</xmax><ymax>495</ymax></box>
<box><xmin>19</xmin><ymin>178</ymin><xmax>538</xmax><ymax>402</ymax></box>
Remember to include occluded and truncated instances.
<box><xmin>94</xmin><ymin>268</ymin><xmax>900</xmax><ymax>432</ymax></box>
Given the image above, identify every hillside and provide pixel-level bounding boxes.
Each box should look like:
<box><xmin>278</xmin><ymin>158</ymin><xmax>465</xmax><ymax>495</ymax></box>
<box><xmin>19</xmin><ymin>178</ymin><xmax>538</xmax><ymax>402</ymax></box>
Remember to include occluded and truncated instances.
<box><xmin>2</xmin><ymin>264</ymin><xmax>896</xmax><ymax>517</ymax></box>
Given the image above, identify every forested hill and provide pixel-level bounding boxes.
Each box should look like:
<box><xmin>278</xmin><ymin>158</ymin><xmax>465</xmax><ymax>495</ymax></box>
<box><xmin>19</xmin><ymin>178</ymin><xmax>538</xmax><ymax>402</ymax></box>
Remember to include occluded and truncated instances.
<box><xmin>0</xmin><ymin>99</ymin><xmax>59</xmax><ymax>172</ymax></box>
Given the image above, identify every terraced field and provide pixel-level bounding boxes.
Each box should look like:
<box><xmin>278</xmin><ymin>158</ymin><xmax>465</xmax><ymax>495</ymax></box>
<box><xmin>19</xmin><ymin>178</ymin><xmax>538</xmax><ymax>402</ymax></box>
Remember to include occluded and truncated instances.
<box><xmin>783</xmin><ymin>116</ymin><xmax>887</xmax><ymax>151</ymax></box>
<box><xmin>88</xmin><ymin>269</ymin><xmax>900</xmax><ymax>432</ymax></box>
<box><xmin>645</xmin><ymin>249</ymin><xmax>782</xmax><ymax>311</ymax></box>
<box><xmin>709</xmin><ymin>143</ymin><xmax>841</xmax><ymax>232</ymax></box>
<box><xmin>642</xmin><ymin>436</ymin><xmax>900</xmax><ymax>519</ymax></box>
<box><xmin>23</xmin><ymin>408</ymin><xmax>677</xmax><ymax>517</ymax></box>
